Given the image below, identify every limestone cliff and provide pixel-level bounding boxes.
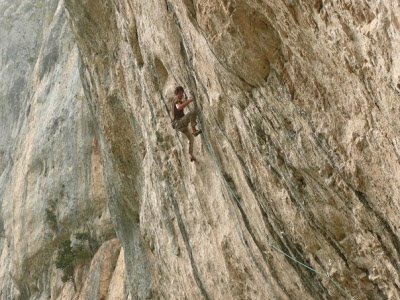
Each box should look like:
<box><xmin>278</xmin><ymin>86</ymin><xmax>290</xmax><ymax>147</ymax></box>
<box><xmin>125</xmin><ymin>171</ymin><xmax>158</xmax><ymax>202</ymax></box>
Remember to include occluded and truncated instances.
<box><xmin>1</xmin><ymin>0</ymin><xmax>400</xmax><ymax>299</ymax></box>
<box><xmin>0</xmin><ymin>0</ymin><xmax>117</xmax><ymax>299</ymax></box>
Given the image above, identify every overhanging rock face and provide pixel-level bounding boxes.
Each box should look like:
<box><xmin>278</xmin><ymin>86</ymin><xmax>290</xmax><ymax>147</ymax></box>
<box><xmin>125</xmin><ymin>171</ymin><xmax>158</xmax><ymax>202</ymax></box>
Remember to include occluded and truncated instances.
<box><xmin>1</xmin><ymin>0</ymin><xmax>400</xmax><ymax>299</ymax></box>
<box><xmin>63</xmin><ymin>0</ymin><xmax>400</xmax><ymax>298</ymax></box>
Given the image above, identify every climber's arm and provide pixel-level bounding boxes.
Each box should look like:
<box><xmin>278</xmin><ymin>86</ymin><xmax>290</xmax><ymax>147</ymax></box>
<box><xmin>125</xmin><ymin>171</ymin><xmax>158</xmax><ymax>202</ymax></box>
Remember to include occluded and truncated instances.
<box><xmin>175</xmin><ymin>98</ymin><xmax>193</xmax><ymax>110</ymax></box>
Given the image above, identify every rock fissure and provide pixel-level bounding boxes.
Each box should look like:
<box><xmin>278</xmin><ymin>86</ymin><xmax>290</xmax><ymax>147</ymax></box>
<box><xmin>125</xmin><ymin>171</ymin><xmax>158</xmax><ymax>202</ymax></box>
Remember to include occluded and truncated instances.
<box><xmin>166</xmin><ymin>181</ymin><xmax>211</xmax><ymax>300</ymax></box>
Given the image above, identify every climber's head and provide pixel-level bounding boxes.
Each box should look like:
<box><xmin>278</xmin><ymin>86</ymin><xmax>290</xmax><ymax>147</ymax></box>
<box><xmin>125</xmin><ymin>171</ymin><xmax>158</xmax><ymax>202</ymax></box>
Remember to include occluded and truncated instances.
<box><xmin>174</xmin><ymin>86</ymin><xmax>184</xmax><ymax>100</ymax></box>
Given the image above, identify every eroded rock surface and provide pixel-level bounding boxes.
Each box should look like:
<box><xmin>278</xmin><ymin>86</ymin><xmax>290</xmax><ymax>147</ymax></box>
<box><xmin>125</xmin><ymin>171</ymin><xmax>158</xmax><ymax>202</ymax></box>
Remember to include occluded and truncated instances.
<box><xmin>1</xmin><ymin>0</ymin><xmax>400</xmax><ymax>299</ymax></box>
<box><xmin>0</xmin><ymin>0</ymin><xmax>117</xmax><ymax>299</ymax></box>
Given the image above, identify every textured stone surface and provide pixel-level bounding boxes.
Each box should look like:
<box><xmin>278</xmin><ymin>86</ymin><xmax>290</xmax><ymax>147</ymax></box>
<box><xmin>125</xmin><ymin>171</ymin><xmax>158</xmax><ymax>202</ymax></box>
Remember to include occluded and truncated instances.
<box><xmin>107</xmin><ymin>246</ymin><xmax>127</xmax><ymax>299</ymax></box>
<box><xmin>77</xmin><ymin>239</ymin><xmax>121</xmax><ymax>300</ymax></box>
<box><xmin>1</xmin><ymin>0</ymin><xmax>400</xmax><ymax>299</ymax></box>
<box><xmin>63</xmin><ymin>0</ymin><xmax>400</xmax><ymax>299</ymax></box>
<box><xmin>0</xmin><ymin>0</ymin><xmax>116</xmax><ymax>299</ymax></box>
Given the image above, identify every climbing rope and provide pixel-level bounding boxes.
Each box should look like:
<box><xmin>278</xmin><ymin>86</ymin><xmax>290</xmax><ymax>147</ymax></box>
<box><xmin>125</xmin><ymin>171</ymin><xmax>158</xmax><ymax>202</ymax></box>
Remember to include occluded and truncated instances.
<box><xmin>265</xmin><ymin>238</ymin><xmax>354</xmax><ymax>299</ymax></box>
<box><xmin>167</xmin><ymin>74</ymin><xmax>354</xmax><ymax>298</ymax></box>
<box><xmin>198</xmin><ymin>113</ymin><xmax>353</xmax><ymax>298</ymax></box>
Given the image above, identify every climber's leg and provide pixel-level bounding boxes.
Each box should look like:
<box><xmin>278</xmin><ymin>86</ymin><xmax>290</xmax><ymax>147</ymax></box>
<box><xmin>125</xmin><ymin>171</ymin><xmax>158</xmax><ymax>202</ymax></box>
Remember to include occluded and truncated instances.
<box><xmin>176</xmin><ymin>111</ymin><xmax>201</xmax><ymax>137</ymax></box>
<box><xmin>180</xmin><ymin>127</ymin><xmax>196</xmax><ymax>161</ymax></box>
<box><xmin>186</xmin><ymin>110</ymin><xmax>202</xmax><ymax>136</ymax></box>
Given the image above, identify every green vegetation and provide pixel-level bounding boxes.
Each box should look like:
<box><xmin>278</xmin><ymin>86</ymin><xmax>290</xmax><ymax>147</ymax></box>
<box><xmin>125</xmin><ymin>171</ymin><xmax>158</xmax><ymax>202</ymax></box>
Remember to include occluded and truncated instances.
<box><xmin>55</xmin><ymin>232</ymin><xmax>99</xmax><ymax>285</ymax></box>
<box><xmin>45</xmin><ymin>207</ymin><xmax>58</xmax><ymax>232</ymax></box>
<box><xmin>55</xmin><ymin>240</ymin><xmax>74</xmax><ymax>283</ymax></box>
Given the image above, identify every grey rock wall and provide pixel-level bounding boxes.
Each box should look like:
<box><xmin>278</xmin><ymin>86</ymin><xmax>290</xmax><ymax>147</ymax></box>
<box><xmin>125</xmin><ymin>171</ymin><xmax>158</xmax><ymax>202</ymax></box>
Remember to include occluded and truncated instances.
<box><xmin>0</xmin><ymin>1</ymin><xmax>116</xmax><ymax>299</ymax></box>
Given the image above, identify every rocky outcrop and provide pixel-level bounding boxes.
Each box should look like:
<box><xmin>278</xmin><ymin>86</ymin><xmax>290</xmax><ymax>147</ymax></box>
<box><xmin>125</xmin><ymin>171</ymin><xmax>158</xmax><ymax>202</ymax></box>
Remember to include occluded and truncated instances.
<box><xmin>1</xmin><ymin>0</ymin><xmax>400</xmax><ymax>299</ymax></box>
<box><xmin>0</xmin><ymin>0</ymin><xmax>117</xmax><ymax>299</ymax></box>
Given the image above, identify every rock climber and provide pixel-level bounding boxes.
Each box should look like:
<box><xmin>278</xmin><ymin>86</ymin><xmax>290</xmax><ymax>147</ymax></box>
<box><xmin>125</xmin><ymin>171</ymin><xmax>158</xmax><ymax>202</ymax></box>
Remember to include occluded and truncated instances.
<box><xmin>172</xmin><ymin>86</ymin><xmax>202</xmax><ymax>162</ymax></box>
